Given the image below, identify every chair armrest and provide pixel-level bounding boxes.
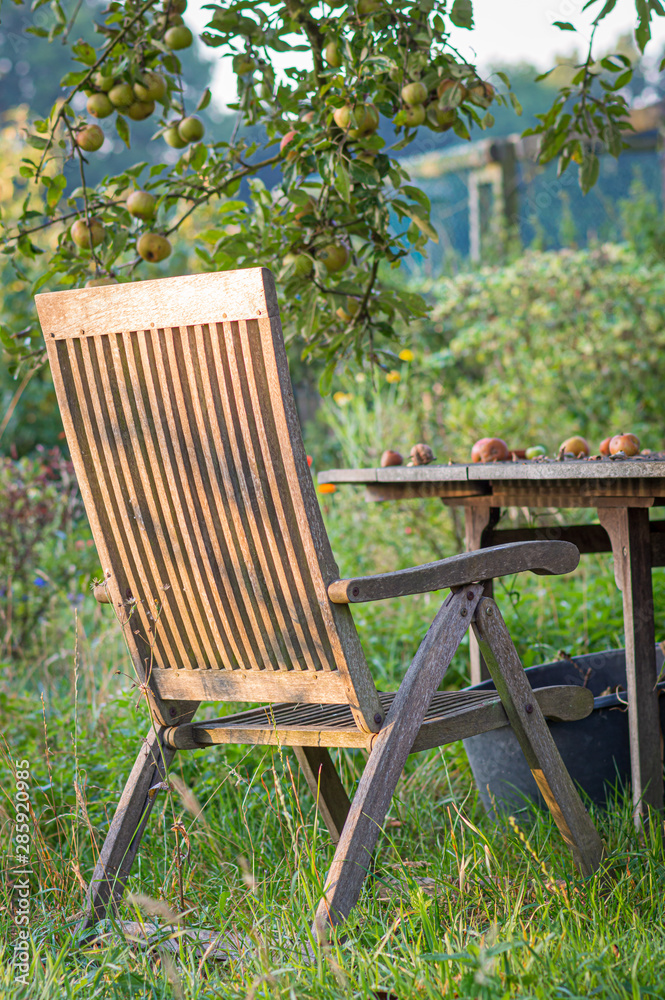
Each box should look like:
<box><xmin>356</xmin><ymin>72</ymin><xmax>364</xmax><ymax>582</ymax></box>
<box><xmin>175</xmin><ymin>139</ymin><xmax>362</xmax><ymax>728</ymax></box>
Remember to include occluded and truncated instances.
<box><xmin>328</xmin><ymin>540</ymin><xmax>579</xmax><ymax>604</ymax></box>
<box><xmin>534</xmin><ymin>684</ymin><xmax>593</xmax><ymax>722</ymax></box>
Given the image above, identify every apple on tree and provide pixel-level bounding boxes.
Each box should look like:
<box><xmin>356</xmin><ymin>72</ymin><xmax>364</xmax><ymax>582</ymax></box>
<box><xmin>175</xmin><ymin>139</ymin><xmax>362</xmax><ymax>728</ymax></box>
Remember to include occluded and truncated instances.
<box><xmin>136</xmin><ymin>233</ymin><xmax>172</xmax><ymax>263</ymax></box>
<box><xmin>134</xmin><ymin>72</ymin><xmax>167</xmax><ymax>102</ymax></box>
<box><xmin>87</xmin><ymin>94</ymin><xmax>114</xmax><ymax>118</ymax></box>
<box><xmin>76</xmin><ymin>125</ymin><xmax>104</xmax><ymax>152</ymax></box>
<box><xmin>164</xmin><ymin>24</ymin><xmax>193</xmax><ymax>49</ymax></box>
<box><xmin>71</xmin><ymin>217</ymin><xmax>106</xmax><ymax>249</ymax></box>
<box><xmin>319</xmin><ymin>243</ymin><xmax>349</xmax><ymax>273</ymax></box>
<box><xmin>127</xmin><ymin>190</ymin><xmax>156</xmax><ymax>220</ymax></box>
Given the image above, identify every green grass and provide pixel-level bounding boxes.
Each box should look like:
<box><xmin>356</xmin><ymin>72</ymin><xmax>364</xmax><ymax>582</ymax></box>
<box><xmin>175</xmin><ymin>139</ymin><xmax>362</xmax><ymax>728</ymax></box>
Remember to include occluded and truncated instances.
<box><xmin>3</xmin><ymin>480</ymin><xmax>665</xmax><ymax>998</ymax></box>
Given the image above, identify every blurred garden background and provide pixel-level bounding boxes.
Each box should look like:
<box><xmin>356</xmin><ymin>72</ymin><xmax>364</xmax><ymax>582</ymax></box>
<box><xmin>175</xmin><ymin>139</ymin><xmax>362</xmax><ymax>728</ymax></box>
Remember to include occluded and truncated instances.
<box><xmin>3</xmin><ymin>0</ymin><xmax>665</xmax><ymax>995</ymax></box>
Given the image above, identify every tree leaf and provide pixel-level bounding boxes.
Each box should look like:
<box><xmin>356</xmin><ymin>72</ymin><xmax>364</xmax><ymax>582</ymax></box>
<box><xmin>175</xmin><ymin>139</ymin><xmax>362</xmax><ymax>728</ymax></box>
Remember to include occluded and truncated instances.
<box><xmin>318</xmin><ymin>358</ymin><xmax>336</xmax><ymax>396</ymax></box>
<box><xmin>197</xmin><ymin>87</ymin><xmax>212</xmax><ymax>111</ymax></box>
<box><xmin>553</xmin><ymin>21</ymin><xmax>576</xmax><ymax>29</ymax></box>
<box><xmin>334</xmin><ymin>160</ymin><xmax>351</xmax><ymax>203</ymax></box>
<box><xmin>579</xmin><ymin>152</ymin><xmax>600</xmax><ymax>193</ymax></box>
<box><xmin>450</xmin><ymin>0</ymin><xmax>473</xmax><ymax>29</ymax></box>
<box><xmin>116</xmin><ymin>115</ymin><xmax>130</xmax><ymax>149</ymax></box>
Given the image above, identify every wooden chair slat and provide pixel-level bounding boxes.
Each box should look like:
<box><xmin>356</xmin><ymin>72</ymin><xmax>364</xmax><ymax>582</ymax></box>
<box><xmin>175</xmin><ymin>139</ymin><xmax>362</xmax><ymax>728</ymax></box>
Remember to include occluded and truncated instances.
<box><xmin>238</xmin><ymin>318</ymin><xmax>340</xmax><ymax>671</ymax></box>
<box><xmin>207</xmin><ymin>319</ymin><xmax>319</xmax><ymax>671</ymax></box>
<box><xmin>64</xmin><ymin>337</ymin><xmax>192</xmax><ymax>671</ymax></box>
<box><xmin>125</xmin><ymin>329</ymin><xmax>250</xmax><ymax>670</ymax></box>
<box><xmin>184</xmin><ymin>323</ymin><xmax>313</xmax><ymax>672</ymax></box>
<box><xmin>151</xmin><ymin>323</ymin><xmax>285</xmax><ymax>670</ymax></box>
<box><xmin>37</xmin><ymin>269</ymin><xmax>382</xmax><ymax>728</ymax></box>
<box><xmin>101</xmin><ymin>332</ymin><xmax>223</xmax><ymax>670</ymax></box>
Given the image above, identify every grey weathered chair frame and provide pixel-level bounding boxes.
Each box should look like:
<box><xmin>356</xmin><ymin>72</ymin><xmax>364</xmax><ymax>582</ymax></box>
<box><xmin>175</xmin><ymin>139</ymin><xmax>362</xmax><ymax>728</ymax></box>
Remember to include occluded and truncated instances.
<box><xmin>35</xmin><ymin>268</ymin><xmax>603</xmax><ymax>937</ymax></box>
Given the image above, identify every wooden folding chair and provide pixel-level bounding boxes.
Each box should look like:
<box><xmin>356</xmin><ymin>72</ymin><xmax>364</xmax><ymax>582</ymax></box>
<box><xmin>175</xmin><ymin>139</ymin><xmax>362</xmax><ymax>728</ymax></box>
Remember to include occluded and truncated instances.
<box><xmin>35</xmin><ymin>268</ymin><xmax>603</xmax><ymax>937</ymax></box>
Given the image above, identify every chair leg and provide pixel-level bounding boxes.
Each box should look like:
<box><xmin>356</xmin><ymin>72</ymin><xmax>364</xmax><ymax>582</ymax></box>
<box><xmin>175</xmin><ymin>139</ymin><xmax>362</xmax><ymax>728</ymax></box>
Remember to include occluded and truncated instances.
<box><xmin>77</xmin><ymin>726</ymin><xmax>175</xmax><ymax>933</ymax></box>
<box><xmin>293</xmin><ymin>747</ymin><xmax>351</xmax><ymax>844</ymax></box>
<box><xmin>472</xmin><ymin>597</ymin><xmax>604</xmax><ymax>876</ymax></box>
<box><xmin>313</xmin><ymin>585</ymin><xmax>483</xmax><ymax>938</ymax></box>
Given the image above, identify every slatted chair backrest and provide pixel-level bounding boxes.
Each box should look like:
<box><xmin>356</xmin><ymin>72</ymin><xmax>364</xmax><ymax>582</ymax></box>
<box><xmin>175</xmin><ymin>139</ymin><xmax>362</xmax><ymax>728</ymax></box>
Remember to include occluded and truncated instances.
<box><xmin>36</xmin><ymin>268</ymin><xmax>382</xmax><ymax>733</ymax></box>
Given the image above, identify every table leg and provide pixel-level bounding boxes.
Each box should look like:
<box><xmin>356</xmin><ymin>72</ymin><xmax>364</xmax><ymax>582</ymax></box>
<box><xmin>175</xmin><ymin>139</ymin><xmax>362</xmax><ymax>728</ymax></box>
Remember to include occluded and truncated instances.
<box><xmin>464</xmin><ymin>505</ymin><xmax>501</xmax><ymax>684</ymax></box>
<box><xmin>598</xmin><ymin>507</ymin><xmax>663</xmax><ymax>820</ymax></box>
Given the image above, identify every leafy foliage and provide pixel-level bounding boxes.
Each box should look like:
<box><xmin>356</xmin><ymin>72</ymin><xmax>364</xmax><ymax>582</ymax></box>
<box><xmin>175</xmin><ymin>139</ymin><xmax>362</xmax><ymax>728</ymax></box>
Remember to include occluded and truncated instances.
<box><xmin>318</xmin><ymin>243</ymin><xmax>665</xmax><ymax>457</ymax></box>
<box><xmin>527</xmin><ymin>1</ymin><xmax>665</xmax><ymax>194</ymax></box>
<box><xmin>2</xmin><ymin>0</ymin><xmax>661</xmax><ymax>382</ymax></box>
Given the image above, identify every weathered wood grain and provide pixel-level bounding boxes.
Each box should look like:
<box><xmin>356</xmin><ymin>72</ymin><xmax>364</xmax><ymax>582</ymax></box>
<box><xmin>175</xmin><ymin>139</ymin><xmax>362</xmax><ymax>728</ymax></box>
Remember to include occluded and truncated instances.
<box><xmin>78</xmin><ymin>727</ymin><xmax>176</xmax><ymax>930</ymax></box>
<box><xmin>598</xmin><ymin>507</ymin><xmax>663</xmax><ymax>819</ymax></box>
<box><xmin>36</xmin><ymin>268</ymin><xmax>279</xmax><ymax>338</ymax></box>
<box><xmin>320</xmin><ymin>461</ymin><xmax>665</xmax><ymax>485</ymax></box>
<box><xmin>314</xmin><ymin>585</ymin><xmax>483</xmax><ymax>934</ymax></box>
<box><xmin>464</xmin><ymin>506</ymin><xmax>500</xmax><ymax>684</ymax></box>
<box><xmin>472</xmin><ymin>598</ymin><xmax>604</xmax><ymax>876</ymax></box>
<box><xmin>327</xmin><ymin>540</ymin><xmax>579</xmax><ymax>604</ymax></box>
<box><xmin>450</xmin><ymin>493</ymin><xmax>655</xmax><ymax>509</ymax></box>
<box><xmin>161</xmin><ymin>683</ymin><xmax>593</xmax><ymax>752</ymax></box>
<box><xmin>365</xmin><ymin>483</ymin><xmax>486</xmax><ymax>502</ymax></box>
<box><xmin>153</xmin><ymin>663</ymin><xmax>349</xmax><ymax>704</ymax></box>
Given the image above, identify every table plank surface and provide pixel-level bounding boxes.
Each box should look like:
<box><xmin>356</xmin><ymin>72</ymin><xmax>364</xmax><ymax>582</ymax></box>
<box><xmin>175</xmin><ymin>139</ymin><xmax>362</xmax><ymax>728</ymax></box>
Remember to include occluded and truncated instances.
<box><xmin>320</xmin><ymin>456</ymin><xmax>665</xmax><ymax>486</ymax></box>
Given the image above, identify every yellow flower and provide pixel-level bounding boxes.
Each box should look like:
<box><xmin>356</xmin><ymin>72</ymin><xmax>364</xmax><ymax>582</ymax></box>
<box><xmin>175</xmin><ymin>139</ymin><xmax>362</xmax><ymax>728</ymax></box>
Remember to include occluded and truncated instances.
<box><xmin>386</xmin><ymin>370</ymin><xmax>401</xmax><ymax>384</ymax></box>
<box><xmin>398</xmin><ymin>348</ymin><xmax>414</xmax><ymax>362</ymax></box>
<box><xmin>332</xmin><ymin>391</ymin><xmax>353</xmax><ymax>405</ymax></box>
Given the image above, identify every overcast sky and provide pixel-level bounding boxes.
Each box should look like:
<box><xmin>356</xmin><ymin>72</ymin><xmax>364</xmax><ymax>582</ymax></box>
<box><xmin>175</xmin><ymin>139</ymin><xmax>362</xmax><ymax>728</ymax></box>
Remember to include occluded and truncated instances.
<box><xmin>187</xmin><ymin>0</ymin><xmax>665</xmax><ymax>108</ymax></box>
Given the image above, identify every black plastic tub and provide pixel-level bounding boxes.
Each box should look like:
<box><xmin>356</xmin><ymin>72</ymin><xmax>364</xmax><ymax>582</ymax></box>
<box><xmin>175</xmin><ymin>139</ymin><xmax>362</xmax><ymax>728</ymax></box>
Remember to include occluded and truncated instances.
<box><xmin>463</xmin><ymin>647</ymin><xmax>665</xmax><ymax>814</ymax></box>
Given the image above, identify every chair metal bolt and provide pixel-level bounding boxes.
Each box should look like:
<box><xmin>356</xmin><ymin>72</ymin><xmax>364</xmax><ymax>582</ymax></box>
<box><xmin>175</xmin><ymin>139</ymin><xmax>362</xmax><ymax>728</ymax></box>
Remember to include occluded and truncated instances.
<box><xmin>460</xmin><ymin>607</ymin><xmax>467</xmax><ymax>617</ymax></box>
<box><xmin>525</xmin><ymin>703</ymin><xmax>533</xmax><ymax>714</ymax></box>
<box><xmin>352</xmin><ymin>586</ymin><xmax>360</xmax><ymax>597</ymax></box>
<box><xmin>374</xmin><ymin>713</ymin><xmax>382</xmax><ymax>725</ymax></box>
<box><xmin>467</xmin><ymin>591</ymin><xmax>475</xmax><ymax>600</ymax></box>
<box><xmin>485</xmin><ymin>605</ymin><xmax>493</xmax><ymax>616</ymax></box>
<box><xmin>169</xmin><ymin>707</ymin><xmax>176</xmax><ymax>717</ymax></box>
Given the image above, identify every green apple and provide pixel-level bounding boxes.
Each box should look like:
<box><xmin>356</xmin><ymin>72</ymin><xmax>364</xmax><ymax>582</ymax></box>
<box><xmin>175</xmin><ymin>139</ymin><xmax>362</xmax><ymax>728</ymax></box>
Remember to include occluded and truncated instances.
<box><xmin>137</xmin><ymin>233</ymin><xmax>172</xmax><ymax>262</ymax></box>
<box><xmin>319</xmin><ymin>243</ymin><xmax>349</xmax><ymax>272</ymax></box>
<box><xmin>401</xmin><ymin>81</ymin><xmax>427</xmax><ymax>105</ymax></box>
<box><xmin>108</xmin><ymin>83</ymin><xmax>135</xmax><ymax>109</ymax></box>
<box><xmin>164</xmin><ymin>24</ymin><xmax>193</xmax><ymax>49</ymax></box>
<box><xmin>127</xmin><ymin>100</ymin><xmax>155</xmax><ymax>120</ymax></box>
<box><xmin>325</xmin><ymin>41</ymin><xmax>342</xmax><ymax>67</ymax></box>
<box><xmin>402</xmin><ymin>103</ymin><xmax>425</xmax><ymax>127</ymax></box>
<box><xmin>76</xmin><ymin>125</ymin><xmax>105</xmax><ymax>152</ymax></box>
<box><xmin>134</xmin><ymin>72</ymin><xmax>167</xmax><ymax>102</ymax></box>
<box><xmin>178</xmin><ymin>116</ymin><xmax>205</xmax><ymax>142</ymax></box>
<box><xmin>93</xmin><ymin>71</ymin><xmax>115</xmax><ymax>92</ymax></box>
<box><xmin>87</xmin><ymin>93</ymin><xmax>114</xmax><ymax>118</ymax></box>
<box><xmin>71</xmin><ymin>217</ymin><xmax>105</xmax><ymax>248</ymax></box>
<box><xmin>127</xmin><ymin>190</ymin><xmax>156</xmax><ymax>220</ymax></box>
<box><xmin>163</xmin><ymin>125</ymin><xmax>188</xmax><ymax>148</ymax></box>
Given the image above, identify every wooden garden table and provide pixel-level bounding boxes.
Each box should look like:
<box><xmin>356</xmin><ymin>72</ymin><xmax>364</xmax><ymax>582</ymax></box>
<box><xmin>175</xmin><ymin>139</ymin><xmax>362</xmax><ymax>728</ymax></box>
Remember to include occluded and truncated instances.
<box><xmin>319</xmin><ymin>456</ymin><xmax>665</xmax><ymax>818</ymax></box>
